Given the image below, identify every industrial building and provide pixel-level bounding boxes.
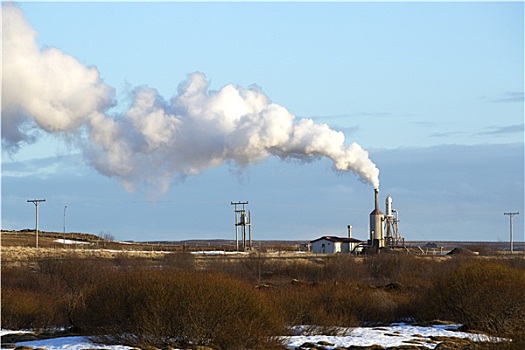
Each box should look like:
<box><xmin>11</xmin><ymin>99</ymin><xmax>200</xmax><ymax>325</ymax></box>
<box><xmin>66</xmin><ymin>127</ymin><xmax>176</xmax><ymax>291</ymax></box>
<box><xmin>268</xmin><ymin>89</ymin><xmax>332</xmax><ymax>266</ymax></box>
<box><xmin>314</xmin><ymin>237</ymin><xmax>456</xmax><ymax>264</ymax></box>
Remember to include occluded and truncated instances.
<box><xmin>311</xmin><ymin>188</ymin><xmax>404</xmax><ymax>254</ymax></box>
<box><xmin>310</xmin><ymin>236</ymin><xmax>362</xmax><ymax>254</ymax></box>
<box><xmin>368</xmin><ymin>188</ymin><xmax>404</xmax><ymax>251</ymax></box>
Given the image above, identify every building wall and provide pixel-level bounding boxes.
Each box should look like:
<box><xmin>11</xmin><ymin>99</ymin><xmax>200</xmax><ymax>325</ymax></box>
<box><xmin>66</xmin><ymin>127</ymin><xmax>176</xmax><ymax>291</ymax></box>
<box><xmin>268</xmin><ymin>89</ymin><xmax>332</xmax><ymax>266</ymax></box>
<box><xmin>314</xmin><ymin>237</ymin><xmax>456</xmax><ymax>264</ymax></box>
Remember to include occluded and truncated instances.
<box><xmin>312</xmin><ymin>239</ymin><xmax>339</xmax><ymax>254</ymax></box>
<box><xmin>312</xmin><ymin>239</ymin><xmax>361</xmax><ymax>254</ymax></box>
<box><xmin>347</xmin><ymin>242</ymin><xmax>360</xmax><ymax>253</ymax></box>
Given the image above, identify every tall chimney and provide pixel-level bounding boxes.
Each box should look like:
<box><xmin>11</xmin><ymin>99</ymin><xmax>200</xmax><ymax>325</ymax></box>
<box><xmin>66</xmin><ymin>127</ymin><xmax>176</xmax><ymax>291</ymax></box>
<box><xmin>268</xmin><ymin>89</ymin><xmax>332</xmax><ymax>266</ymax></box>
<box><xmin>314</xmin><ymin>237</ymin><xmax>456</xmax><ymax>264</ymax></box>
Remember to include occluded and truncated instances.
<box><xmin>374</xmin><ymin>188</ymin><xmax>379</xmax><ymax>211</ymax></box>
<box><xmin>347</xmin><ymin>225</ymin><xmax>352</xmax><ymax>238</ymax></box>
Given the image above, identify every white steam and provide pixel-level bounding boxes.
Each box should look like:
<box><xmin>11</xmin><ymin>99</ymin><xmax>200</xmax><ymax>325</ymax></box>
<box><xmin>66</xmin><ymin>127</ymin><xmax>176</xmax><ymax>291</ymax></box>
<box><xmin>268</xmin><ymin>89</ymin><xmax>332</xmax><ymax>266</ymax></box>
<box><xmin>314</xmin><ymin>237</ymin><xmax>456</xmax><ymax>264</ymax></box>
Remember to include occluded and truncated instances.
<box><xmin>1</xmin><ymin>3</ymin><xmax>380</xmax><ymax>192</ymax></box>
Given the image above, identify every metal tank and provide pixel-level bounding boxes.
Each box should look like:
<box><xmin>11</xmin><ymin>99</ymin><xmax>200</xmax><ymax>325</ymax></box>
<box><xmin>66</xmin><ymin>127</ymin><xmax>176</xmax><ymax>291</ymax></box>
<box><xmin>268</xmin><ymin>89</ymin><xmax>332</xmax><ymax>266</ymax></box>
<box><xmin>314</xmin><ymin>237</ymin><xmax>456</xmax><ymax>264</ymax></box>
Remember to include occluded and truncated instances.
<box><xmin>369</xmin><ymin>188</ymin><xmax>385</xmax><ymax>247</ymax></box>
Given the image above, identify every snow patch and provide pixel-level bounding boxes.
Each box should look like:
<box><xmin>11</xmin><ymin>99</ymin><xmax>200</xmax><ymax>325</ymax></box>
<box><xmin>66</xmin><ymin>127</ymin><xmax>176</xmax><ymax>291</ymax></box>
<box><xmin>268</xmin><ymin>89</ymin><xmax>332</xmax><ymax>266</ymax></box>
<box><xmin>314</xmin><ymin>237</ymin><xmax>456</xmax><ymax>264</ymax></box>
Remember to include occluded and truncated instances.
<box><xmin>284</xmin><ymin>323</ymin><xmax>504</xmax><ymax>349</ymax></box>
<box><xmin>54</xmin><ymin>239</ymin><xmax>91</xmax><ymax>245</ymax></box>
<box><xmin>1</xmin><ymin>324</ymin><xmax>506</xmax><ymax>350</ymax></box>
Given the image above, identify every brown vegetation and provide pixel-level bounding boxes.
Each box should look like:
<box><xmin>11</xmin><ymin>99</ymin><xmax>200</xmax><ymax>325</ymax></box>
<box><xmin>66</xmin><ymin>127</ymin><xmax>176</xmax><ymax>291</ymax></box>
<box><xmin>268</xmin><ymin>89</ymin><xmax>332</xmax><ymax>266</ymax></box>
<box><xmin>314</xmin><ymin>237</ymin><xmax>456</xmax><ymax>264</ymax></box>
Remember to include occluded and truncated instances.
<box><xmin>76</xmin><ymin>270</ymin><xmax>285</xmax><ymax>349</ymax></box>
<box><xmin>2</xmin><ymin>235</ymin><xmax>525</xmax><ymax>349</ymax></box>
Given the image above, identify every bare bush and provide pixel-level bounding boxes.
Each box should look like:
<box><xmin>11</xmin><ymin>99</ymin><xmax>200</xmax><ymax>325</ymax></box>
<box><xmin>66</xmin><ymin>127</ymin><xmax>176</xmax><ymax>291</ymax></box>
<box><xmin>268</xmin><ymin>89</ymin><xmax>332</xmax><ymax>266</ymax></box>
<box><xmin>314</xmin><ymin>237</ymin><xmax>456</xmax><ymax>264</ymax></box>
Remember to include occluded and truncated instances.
<box><xmin>251</xmin><ymin>258</ymin><xmax>325</xmax><ymax>285</ymax></box>
<box><xmin>1</xmin><ymin>288</ymin><xmax>65</xmax><ymax>329</ymax></box>
<box><xmin>364</xmin><ymin>253</ymin><xmax>404</xmax><ymax>281</ymax></box>
<box><xmin>75</xmin><ymin>270</ymin><xmax>286</xmax><ymax>349</ymax></box>
<box><xmin>4</xmin><ymin>251</ymin><xmax>525</xmax><ymax>347</ymax></box>
<box><xmin>243</xmin><ymin>252</ymin><xmax>270</xmax><ymax>283</ymax></box>
<box><xmin>420</xmin><ymin>260</ymin><xmax>525</xmax><ymax>337</ymax></box>
<box><xmin>98</xmin><ymin>230</ymin><xmax>115</xmax><ymax>241</ymax></box>
<box><xmin>268</xmin><ymin>282</ymin><xmax>360</xmax><ymax>328</ymax></box>
<box><xmin>38</xmin><ymin>258</ymin><xmax>113</xmax><ymax>329</ymax></box>
<box><xmin>322</xmin><ymin>255</ymin><xmax>368</xmax><ymax>282</ymax></box>
<box><xmin>1</xmin><ymin>265</ymin><xmax>69</xmax><ymax>329</ymax></box>
<box><xmin>161</xmin><ymin>251</ymin><xmax>195</xmax><ymax>270</ymax></box>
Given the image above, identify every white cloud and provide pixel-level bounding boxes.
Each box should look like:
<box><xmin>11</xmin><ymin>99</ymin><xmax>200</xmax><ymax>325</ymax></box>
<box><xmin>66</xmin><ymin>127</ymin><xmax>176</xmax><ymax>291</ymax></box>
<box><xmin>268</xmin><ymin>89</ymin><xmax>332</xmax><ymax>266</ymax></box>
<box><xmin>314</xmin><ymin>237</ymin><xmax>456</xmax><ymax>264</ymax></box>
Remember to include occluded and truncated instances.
<box><xmin>2</xmin><ymin>4</ymin><xmax>380</xmax><ymax>193</ymax></box>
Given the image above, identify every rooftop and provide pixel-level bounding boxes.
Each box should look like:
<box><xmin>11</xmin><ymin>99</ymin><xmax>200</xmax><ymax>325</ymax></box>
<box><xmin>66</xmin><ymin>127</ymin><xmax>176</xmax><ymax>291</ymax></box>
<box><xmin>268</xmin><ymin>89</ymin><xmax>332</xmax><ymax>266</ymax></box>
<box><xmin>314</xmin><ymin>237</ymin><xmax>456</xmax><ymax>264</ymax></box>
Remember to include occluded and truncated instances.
<box><xmin>311</xmin><ymin>236</ymin><xmax>362</xmax><ymax>243</ymax></box>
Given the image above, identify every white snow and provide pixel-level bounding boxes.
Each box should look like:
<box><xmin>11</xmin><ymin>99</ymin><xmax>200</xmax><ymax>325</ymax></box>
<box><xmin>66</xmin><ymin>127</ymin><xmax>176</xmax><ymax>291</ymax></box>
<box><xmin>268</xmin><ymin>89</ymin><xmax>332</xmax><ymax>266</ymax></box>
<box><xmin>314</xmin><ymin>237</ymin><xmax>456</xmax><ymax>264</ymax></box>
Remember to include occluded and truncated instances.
<box><xmin>53</xmin><ymin>239</ymin><xmax>91</xmax><ymax>245</ymax></box>
<box><xmin>190</xmin><ymin>250</ymin><xmax>248</xmax><ymax>255</ymax></box>
<box><xmin>7</xmin><ymin>336</ymin><xmax>135</xmax><ymax>350</ymax></box>
<box><xmin>285</xmin><ymin>323</ymin><xmax>504</xmax><ymax>349</ymax></box>
<box><xmin>1</xmin><ymin>323</ymin><xmax>505</xmax><ymax>350</ymax></box>
<box><xmin>0</xmin><ymin>330</ymin><xmax>32</xmax><ymax>337</ymax></box>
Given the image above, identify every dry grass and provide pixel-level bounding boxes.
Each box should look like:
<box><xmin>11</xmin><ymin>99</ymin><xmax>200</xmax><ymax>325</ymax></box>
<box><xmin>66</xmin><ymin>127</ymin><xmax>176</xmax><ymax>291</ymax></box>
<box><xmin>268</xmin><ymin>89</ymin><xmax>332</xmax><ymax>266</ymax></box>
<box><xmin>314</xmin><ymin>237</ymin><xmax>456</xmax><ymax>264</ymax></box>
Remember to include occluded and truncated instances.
<box><xmin>3</xmin><ymin>245</ymin><xmax>525</xmax><ymax>349</ymax></box>
<box><xmin>1</xmin><ymin>246</ymin><xmax>168</xmax><ymax>267</ymax></box>
<box><xmin>2</xmin><ymin>246</ymin><xmax>168</xmax><ymax>259</ymax></box>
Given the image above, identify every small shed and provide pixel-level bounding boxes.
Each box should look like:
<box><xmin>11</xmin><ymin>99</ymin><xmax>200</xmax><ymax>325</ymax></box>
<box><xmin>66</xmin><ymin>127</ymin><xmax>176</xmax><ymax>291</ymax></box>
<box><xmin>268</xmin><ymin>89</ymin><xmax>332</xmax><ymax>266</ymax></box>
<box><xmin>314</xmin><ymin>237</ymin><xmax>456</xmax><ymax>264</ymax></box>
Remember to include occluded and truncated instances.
<box><xmin>310</xmin><ymin>236</ymin><xmax>363</xmax><ymax>254</ymax></box>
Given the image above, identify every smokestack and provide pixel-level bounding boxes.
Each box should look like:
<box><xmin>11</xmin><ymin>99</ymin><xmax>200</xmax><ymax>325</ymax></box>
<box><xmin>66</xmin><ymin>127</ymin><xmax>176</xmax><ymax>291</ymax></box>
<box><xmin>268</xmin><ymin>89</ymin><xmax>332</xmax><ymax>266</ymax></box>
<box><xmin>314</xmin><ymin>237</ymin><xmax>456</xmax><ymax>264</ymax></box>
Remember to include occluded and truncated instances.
<box><xmin>347</xmin><ymin>225</ymin><xmax>352</xmax><ymax>238</ymax></box>
<box><xmin>374</xmin><ymin>188</ymin><xmax>379</xmax><ymax>211</ymax></box>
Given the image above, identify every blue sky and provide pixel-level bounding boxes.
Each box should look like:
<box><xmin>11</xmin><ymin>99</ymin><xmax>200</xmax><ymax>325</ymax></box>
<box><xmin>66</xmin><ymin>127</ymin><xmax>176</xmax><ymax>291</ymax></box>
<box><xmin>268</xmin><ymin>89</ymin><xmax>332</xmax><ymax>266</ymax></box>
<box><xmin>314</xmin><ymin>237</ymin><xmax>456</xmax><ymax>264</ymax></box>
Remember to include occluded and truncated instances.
<box><xmin>2</xmin><ymin>1</ymin><xmax>524</xmax><ymax>244</ymax></box>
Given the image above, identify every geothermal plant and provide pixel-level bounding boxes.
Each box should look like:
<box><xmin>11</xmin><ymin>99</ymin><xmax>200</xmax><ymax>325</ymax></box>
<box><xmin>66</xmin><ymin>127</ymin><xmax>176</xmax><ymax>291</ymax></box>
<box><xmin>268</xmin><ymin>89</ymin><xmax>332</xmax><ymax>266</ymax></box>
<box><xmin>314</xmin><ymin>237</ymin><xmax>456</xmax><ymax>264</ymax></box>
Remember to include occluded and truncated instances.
<box><xmin>368</xmin><ymin>188</ymin><xmax>404</xmax><ymax>251</ymax></box>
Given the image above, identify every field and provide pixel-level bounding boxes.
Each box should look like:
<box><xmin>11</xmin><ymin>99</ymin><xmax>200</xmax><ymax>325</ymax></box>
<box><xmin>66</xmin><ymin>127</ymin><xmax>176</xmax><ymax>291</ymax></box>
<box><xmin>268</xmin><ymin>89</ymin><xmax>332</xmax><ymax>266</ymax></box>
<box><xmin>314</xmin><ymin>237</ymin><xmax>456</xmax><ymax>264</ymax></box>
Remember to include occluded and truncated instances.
<box><xmin>2</xmin><ymin>230</ymin><xmax>525</xmax><ymax>349</ymax></box>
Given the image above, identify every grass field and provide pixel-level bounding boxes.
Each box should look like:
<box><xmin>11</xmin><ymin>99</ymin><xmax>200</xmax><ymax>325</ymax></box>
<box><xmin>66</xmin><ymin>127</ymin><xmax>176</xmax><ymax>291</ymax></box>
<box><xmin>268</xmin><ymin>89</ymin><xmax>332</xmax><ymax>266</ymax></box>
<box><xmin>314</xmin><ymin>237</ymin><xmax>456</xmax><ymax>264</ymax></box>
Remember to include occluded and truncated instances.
<box><xmin>2</xmin><ymin>230</ymin><xmax>525</xmax><ymax>349</ymax></box>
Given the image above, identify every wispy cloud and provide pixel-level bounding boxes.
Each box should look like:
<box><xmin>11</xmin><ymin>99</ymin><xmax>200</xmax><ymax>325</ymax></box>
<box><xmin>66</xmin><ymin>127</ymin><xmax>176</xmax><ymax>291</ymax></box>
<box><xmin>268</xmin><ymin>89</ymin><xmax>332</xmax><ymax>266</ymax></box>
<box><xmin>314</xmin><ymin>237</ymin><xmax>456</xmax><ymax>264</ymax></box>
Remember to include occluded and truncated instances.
<box><xmin>426</xmin><ymin>124</ymin><xmax>524</xmax><ymax>139</ymax></box>
<box><xmin>410</xmin><ymin>121</ymin><xmax>436</xmax><ymax>127</ymax></box>
<box><xmin>2</xmin><ymin>154</ymin><xmax>85</xmax><ymax>179</ymax></box>
<box><xmin>428</xmin><ymin>130</ymin><xmax>467</xmax><ymax>138</ymax></box>
<box><xmin>309</xmin><ymin>111</ymin><xmax>414</xmax><ymax>121</ymax></box>
<box><xmin>478</xmin><ymin>123</ymin><xmax>524</xmax><ymax>136</ymax></box>
<box><xmin>484</xmin><ymin>91</ymin><xmax>524</xmax><ymax>103</ymax></box>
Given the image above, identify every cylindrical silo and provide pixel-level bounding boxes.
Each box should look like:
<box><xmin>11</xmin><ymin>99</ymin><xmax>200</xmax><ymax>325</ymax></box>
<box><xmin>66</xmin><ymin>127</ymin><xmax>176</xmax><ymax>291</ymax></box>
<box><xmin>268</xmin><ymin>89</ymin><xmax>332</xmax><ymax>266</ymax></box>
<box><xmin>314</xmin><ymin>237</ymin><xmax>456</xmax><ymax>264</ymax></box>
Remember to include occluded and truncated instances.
<box><xmin>369</xmin><ymin>189</ymin><xmax>384</xmax><ymax>247</ymax></box>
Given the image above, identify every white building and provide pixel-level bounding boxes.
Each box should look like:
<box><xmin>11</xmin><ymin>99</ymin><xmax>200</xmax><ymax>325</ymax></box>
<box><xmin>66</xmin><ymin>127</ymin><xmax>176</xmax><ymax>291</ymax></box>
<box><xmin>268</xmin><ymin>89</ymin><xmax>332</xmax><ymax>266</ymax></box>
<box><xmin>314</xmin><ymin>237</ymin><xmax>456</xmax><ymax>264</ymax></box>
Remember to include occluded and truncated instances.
<box><xmin>310</xmin><ymin>236</ymin><xmax>363</xmax><ymax>254</ymax></box>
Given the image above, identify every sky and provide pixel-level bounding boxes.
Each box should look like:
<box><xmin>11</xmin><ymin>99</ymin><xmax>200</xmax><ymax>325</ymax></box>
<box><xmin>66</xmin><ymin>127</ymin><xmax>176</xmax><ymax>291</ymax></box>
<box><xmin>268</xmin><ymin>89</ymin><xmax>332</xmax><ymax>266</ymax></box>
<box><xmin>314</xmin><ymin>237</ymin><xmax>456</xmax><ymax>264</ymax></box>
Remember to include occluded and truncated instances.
<box><xmin>1</xmin><ymin>1</ymin><xmax>524</xmax><ymax>244</ymax></box>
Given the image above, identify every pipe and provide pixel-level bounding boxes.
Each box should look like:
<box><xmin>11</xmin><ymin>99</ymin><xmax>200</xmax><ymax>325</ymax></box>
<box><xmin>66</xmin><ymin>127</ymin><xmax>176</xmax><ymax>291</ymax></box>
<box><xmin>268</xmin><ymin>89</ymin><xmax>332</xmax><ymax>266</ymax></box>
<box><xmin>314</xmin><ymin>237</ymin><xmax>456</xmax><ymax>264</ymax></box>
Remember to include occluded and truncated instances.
<box><xmin>374</xmin><ymin>188</ymin><xmax>379</xmax><ymax>211</ymax></box>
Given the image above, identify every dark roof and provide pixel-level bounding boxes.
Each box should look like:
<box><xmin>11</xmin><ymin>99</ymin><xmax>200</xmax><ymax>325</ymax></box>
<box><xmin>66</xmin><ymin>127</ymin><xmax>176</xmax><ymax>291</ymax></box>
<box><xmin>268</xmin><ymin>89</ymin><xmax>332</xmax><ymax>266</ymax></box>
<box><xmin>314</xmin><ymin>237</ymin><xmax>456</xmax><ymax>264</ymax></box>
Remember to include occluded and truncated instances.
<box><xmin>311</xmin><ymin>236</ymin><xmax>362</xmax><ymax>244</ymax></box>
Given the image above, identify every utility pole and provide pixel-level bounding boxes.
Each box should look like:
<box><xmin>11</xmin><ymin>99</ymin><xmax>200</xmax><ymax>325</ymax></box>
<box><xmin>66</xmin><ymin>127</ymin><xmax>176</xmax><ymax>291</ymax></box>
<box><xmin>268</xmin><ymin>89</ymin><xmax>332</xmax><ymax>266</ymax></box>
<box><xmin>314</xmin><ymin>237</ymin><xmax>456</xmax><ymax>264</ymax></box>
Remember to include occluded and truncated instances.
<box><xmin>504</xmin><ymin>212</ymin><xmax>519</xmax><ymax>254</ymax></box>
<box><xmin>27</xmin><ymin>199</ymin><xmax>46</xmax><ymax>248</ymax></box>
<box><xmin>231</xmin><ymin>201</ymin><xmax>251</xmax><ymax>251</ymax></box>
<box><xmin>63</xmin><ymin>205</ymin><xmax>68</xmax><ymax>234</ymax></box>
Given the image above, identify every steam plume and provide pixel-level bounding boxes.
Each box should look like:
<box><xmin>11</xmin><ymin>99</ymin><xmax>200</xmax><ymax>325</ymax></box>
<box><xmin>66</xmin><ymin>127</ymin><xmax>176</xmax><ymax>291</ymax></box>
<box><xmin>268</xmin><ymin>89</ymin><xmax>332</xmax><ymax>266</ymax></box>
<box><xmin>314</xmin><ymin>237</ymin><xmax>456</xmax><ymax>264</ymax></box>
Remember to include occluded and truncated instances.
<box><xmin>1</xmin><ymin>3</ymin><xmax>380</xmax><ymax>192</ymax></box>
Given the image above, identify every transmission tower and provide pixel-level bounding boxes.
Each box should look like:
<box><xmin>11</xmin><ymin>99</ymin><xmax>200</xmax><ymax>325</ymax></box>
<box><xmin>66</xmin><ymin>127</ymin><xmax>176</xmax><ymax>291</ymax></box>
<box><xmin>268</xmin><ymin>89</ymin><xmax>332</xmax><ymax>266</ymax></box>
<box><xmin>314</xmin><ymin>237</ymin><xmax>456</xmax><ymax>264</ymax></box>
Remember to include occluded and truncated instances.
<box><xmin>231</xmin><ymin>201</ymin><xmax>252</xmax><ymax>251</ymax></box>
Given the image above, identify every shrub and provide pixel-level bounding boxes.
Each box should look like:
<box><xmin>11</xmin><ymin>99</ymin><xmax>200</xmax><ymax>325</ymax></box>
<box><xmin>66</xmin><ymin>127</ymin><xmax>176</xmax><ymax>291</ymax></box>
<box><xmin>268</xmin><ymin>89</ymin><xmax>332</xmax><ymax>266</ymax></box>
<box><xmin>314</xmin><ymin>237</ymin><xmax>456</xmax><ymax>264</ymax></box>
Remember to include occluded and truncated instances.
<box><xmin>1</xmin><ymin>288</ymin><xmax>66</xmax><ymax>329</ymax></box>
<box><xmin>5</xmin><ymin>252</ymin><xmax>525</xmax><ymax>348</ymax></box>
<box><xmin>38</xmin><ymin>258</ymin><xmax>113</xmax><ymax>328</ymax></box>
<box><xmin>363</xmin><ymin>253</ymin><xmax>404</xmax><ymax>281</ymax></box>
<box><xmin>75</xmin><ymin>270</ymin><xmax>286</xmax><ymax>349</ymax></box>
<box><xmin>1</xmin><ymin>265</ymin><xmax>70</xmax><ymax>329</ymax></box>
<box><xmin>161</xmin><ymin>251</ymin><xmax>195</xmax><ymax>270</ymax></box>
<box><xmin>420</xmin><ymin>260</ymin><xmax>525</xmax><ymax>337</ymax></box>
<box><xmin>243</xmin><ymin>252</ymin><xmax>271</xmax><ymax>283</ymax></box>
<box><xmin>267</xmin><ymin>282</ymin><xmax>360</xmax><ymax>328</ymax></box>
<box><xmin>322</xmin><ymin>255</ymin><xmax>368</xmax><ymax>282</ymax></box>
<box><xmin>2</xmin><ymin>258</ymin><xmax>116</xmax><ymax>330</ymax></box>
